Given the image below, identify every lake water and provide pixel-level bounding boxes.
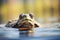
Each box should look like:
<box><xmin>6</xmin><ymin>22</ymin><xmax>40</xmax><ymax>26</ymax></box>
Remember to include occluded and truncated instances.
<box><xmin>0</xmin><ymin>24</ymin><xmax>60</xmax><ymax>40</ymax></box>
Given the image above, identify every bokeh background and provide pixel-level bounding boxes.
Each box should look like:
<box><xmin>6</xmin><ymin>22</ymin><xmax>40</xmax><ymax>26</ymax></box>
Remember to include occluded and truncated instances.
<box><xmin>0</xmin><ymin>0</ymin><xmax>60</xmax><ymax>24</ymax></box>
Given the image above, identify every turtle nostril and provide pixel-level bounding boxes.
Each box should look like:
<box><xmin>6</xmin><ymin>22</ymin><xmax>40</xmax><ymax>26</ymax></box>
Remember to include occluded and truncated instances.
<box><xmin>25</xmin><ymin>19</ymin><xmax>28</xmax><ymax>20</ymax></box>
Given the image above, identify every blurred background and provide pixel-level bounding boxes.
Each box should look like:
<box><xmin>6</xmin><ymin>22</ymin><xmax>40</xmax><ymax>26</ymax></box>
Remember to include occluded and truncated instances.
<box><xmin>0</xmin><ymin>0</ymin><xmax>60</xmax><ymax>24</ymax></box>
<box><xmin>0</xmin><ymin>0</ymin><xmax>60</xmax><ymax>40</ymax></box>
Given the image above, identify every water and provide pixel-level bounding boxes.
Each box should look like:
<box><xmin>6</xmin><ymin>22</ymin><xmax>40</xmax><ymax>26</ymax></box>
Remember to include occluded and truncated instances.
<box><xmin>0</xmin><ymin>24</ymin><xmax>60</xmax><ymax>40</ymax></box>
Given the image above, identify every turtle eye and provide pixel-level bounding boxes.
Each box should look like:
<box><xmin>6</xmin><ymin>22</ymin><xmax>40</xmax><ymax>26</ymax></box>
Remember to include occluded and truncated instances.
<box><xmin>19</xmin><ymin>14</ymin><xmax>23</xmax><ymax>19</ymax></box>
<box><xmin>29</xmin><ymin>13</ymin><xmax>34</xmax><ymax>19</ymax></box>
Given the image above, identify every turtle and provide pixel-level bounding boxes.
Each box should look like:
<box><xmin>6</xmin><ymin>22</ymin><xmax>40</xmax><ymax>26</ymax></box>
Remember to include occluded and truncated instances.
<box><xmin>5</xmin><ymin>13</ymin><xmax>40</xmax><ymax>31</ymax></box>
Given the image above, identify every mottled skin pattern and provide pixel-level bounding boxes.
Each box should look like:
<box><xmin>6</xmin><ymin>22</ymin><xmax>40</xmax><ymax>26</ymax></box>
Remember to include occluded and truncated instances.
<box><xmin>5</xmin><ymin>13</ymin><xmax>40</xmax><ymax>31</ymax></box>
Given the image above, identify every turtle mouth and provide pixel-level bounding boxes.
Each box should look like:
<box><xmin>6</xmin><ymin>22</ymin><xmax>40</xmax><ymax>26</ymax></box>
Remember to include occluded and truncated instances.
<box><xmin>19</xmin><ymin>22</ymin><xmax>34</xmax><ymax>31</ymax></box>
<box><xmin>19</xmin><ymin>27</ymin><xmax>33</xmax><ymax>31</ymax></box>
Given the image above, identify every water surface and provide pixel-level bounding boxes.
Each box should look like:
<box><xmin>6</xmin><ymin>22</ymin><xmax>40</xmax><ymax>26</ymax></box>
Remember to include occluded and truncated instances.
<box><xmin>0</xmin><ymin>24</ymin><xmax>60</xmax><ymax>40</ymax></box>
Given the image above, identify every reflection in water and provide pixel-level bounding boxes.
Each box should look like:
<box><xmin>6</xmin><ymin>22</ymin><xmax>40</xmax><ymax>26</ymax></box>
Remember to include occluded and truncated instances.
<box><xmin>0</xmin><ymin>25</ymin><xmax>60</xmax><ymax>40</ymax></box>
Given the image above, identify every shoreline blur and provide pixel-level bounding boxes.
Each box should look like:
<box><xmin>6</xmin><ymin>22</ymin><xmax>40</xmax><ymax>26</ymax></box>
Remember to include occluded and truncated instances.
<box><xmin>0</xmin><ymin>0</ymin><xmax>60</xmax><ymax>23</ymax></box>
